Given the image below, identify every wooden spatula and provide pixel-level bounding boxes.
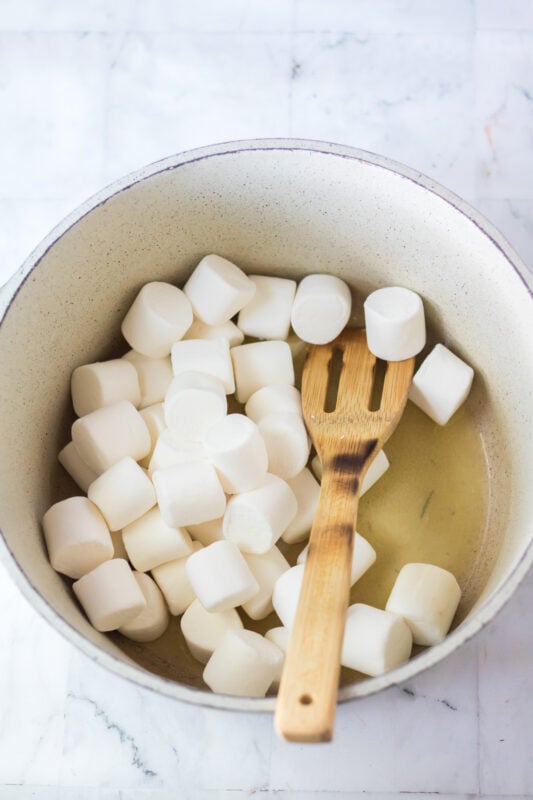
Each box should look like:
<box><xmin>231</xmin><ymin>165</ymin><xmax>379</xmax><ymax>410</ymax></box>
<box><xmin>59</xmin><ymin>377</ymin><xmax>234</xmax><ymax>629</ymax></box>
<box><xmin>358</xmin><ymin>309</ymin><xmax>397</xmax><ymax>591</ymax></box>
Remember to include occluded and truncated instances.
<box><xmin>275</xmin><ymin>327</ymin><xmax>414</xmax><ymax>742</ymax></box>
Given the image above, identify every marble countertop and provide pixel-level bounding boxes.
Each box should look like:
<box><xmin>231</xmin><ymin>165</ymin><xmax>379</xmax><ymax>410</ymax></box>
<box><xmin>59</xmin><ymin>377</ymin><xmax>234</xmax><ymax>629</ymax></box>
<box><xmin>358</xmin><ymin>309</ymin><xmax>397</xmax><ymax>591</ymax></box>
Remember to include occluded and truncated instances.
<box><xmin>0</xmin><ymin>1</ymin><xmax>531</xmax><ymax>797</ymax></box>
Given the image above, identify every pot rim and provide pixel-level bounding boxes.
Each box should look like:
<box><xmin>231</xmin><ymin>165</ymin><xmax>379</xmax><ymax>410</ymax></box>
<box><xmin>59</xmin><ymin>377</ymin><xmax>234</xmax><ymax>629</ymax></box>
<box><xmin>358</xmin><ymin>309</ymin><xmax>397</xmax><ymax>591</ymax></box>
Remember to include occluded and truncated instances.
<box><xmin>1</xmin><ymin>137</ymin><xmax>531</xmax><ymax>712</ymax></box>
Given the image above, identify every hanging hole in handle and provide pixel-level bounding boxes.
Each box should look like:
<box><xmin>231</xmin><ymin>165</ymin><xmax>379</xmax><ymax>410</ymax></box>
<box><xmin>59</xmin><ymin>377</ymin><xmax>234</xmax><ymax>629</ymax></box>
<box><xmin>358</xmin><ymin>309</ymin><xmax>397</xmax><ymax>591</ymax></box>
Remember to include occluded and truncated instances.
<box><xmin>369</xmin><ymin>358</ymin><xmax>388</xmax><ymax>411</ymax></box>
<box><xmin>299</xmin><ymin>693</ymin><xmax>313</xmax><ymax>705</ymax></box>
<box><xmin>324</xmin><ymin>347</ymin><xmax>344</xmax><ymax>412</ymax></box>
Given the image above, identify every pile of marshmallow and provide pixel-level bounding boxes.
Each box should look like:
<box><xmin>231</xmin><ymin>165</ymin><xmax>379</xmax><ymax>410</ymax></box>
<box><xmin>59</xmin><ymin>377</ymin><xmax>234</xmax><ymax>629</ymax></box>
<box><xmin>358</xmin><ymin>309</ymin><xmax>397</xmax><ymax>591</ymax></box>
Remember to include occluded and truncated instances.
<box><xmin>42</xmin><ymin>254</ymin><xmax>474</xmax><ymax>698</ymax></box>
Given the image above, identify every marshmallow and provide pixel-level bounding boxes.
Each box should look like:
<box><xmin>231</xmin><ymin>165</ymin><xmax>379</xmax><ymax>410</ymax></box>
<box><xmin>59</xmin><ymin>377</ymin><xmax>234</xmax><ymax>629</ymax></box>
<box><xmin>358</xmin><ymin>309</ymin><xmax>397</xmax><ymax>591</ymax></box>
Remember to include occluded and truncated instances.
<box><xmin>231</xmin><ymin>341</ymin><xmax>295</xmax><ymax>404</ymax></box>
<box><xmin>311</xmin><ymin>449</ymin><xmax>389</xmax><ymax>496</ymax></box>
<box><xmin>183</xmin><ymin>254</ymin><xmax>256</xmax><ymax>325</ymax></box>
<box><xmin>223</xmin><ymin>474</ymin><xmax>298</xmax><ymax>554</ymax></box>
<box><xmin>88</xmin><ymin>457</ymin><xmax>156</xmax><ymax>531</ymax></box>
<box><xmin>73</xmin><ymin>559</ymin><xmax>146</xmax><ymax>632</ymax></box>
<box><xmin>204</xmin><ymin>414</ymin><xmax>268</xmax><ymax>493</ymax></box>
<box><xmin>148</xmin><ymin>430</ymin><xmax>207</xmax><ymax>474</ymax></box>
<box><xmin>110</xmin><ymin>530</ymin><xmax>129</xmax><ymax>560</ymax></box>
<box><xmin>203</xmin><ymin>629</ymin><xmax>283</xmax><ymax>697</ymax></box>
<box><xmin>118</xmin><ymin>572</ymin><xmax>170</xmax><ymax>642</ymax></box>
<box><xmin>187</xmin><ymin>517</ymin><xmax>225</xmax><ymax>547</ymax></box>
<box><xmin>237</xmin><ymin>275</ymin><xmax>297</xmax><ymax>340</ymax></box>
<box><xmin>184</xmin><ymin>318</ymin><xmax>244</xmax><ymax>347</ymax></box>
<box><xmin>258</xmin><ymin>412</ymin><xmax>310</xmax><ymax>479</ymax></box>
<box><xmin>121</xmin><ymin>281</ymin><xmax>193</xmax><ymax>358</ymax></box>
<box><xmin>272</xmin><ymin>564</ymin><xmax>305</xmax><ymax>630</ymax></box>
<box><xmin>291</xmin><ymin>274</ymin><xmax>352</xmax><ymax>344</ymax></box>
<box><xmin>164</xmin><ymin>372</ymin><xmax>227</xmax><ymax>442</ymax></box>
<box><xmin>286</xmin><ymin>333</ymin><xmax>308</xmax><ymax>388</ymax></box>
<box><xmin>42</xmin><ymin>496</ymin><xmax>113</xmax><ymax>579</ymax></box>
<box><xmin>122</xmin><ymin>506</ymin><xmax>193</xmax><ymax>572</ymax></box>
<box><xmin>241</xmin><ymin>547</ymin><xmax>290</xmax><ymax>620</ymax></box>
<box><xmin>245</xmin><ymin>384</ymin><xmax>302</xmax><ymax>424</ymax></box>
<box><xmin>180</xmin><ymin>599</ymin><xmax>243</xmax><ymax>664</ymax></box>
<box><xmin>151</xmin><ymin>541</ymin><xmax>202</xmax><ymax>615</ymax></box>
<box><xmin>153</xmin><ymin>460</ymin><xmax>226</xmax><ymax>528</ymax></box>
<box><xmin>71</xmin><ymin>359</ymin><xmax>141</xmax><ymax>417</ymax></box>
<box><xmin>341</xmin><ymin>604</ymin><xmax>413</xmax><ymax>676</ymax></box>
<box><xmin>298</xmin><ymin>531</ymin><xmax>376</xmax><ymax>585</ymax></box>
<box><xmin>364</xmin><ymin>286</ymin><xmax>426</xmax><ymax>361</ymax></box>
<box><xmin>138</xmin><ymin>403</ymin><xmax>166</xmax><ymax>467</ymax></box>
<box><xmin>265</xmin><ymin>626</ymin><xmax>290</xmax><ymax>687</ymax></box>
<box><xmin>186</xmin><ymin>540</ymin><xmax>259</xmax><ymax>612</ymax></box>
<box><xmin>123</xmin><ymin>351</ymin><xmax>173</xmax><ymax>408</ymax></box>
<box><xmin>386</xmin><ymin>563</ymin><xmax>462</xmax><ymax>646</ymax></box>
<box><xmin>281</xmin><ymin>468</ymin><xmax>321</xmax><ymax>544</ymax></box>
<box><xmin>72</xmin><ymin>400</ymin><xmax>151</xmax><ymax>474</ymax></box>
<box><xmin>58</xmin><ymin>441</ymin><xmax>99</xmax><ymax>493</ymax></box>
<box><xmin>409</xmin><ymin>344</ymin><xmax>474</xmax><ymax>426</ymax></box>
<box><xmin>171</xmin><ymin>338</ymin><xmax>235</xmax><ymax>394</ymax></box>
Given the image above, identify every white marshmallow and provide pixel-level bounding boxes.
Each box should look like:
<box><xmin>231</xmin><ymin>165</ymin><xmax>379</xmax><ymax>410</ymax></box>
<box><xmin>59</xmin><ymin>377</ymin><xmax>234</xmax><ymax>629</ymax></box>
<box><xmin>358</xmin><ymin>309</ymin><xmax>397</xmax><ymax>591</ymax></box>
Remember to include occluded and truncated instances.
<box><xmin>281</xmin><ymin>468</ymin><xmax>321</xmax><ymax>544</ymax></box>
<box><xmin>121</xmin><ymin>281</ymin><xmax>193</xmax><ymax>358</ymax></box>
<box><xmin>123</xmin><ymin>350</ymin><xmax>173</xmax><ymax>408</ymax></box>
<box><xmin>272</xmin><ymin>564</ymin><xmax>305</xmax><ymax>630</ymax></box>
<box><xmin>71</xmin><ymin>359</ymin><xmax>141</xmax><ymax>417</ymax></box>
<box><xmin>364</xmin><ymin>286</ymin><xmax>426</xmax><ymax>361</ymax></box>
<box><xmin>42</xmin><ymin>496</ymin><xmax>113</xmax><ymax>579</ymax></box>
<box><xmin>311</xmin><ymin>453</ymin><xmax>322</xmax><ymax>482</ymax></box>
<box><xmin>341</xmin><ymin>604</ymin><xmax>413</xmax><ymax>676</ymax></box>
<box><xmin>203</xmin><ymin>629</ymin><xmax>283</xmax><ymax>697</ymax></box>
<box><xmin>171</xmin><ymin>338</ymin><xmax>235</xmax><ymax>394</ymax></box>
<box><xmin>72</xmin><ymin>400</ymin><xmax>151</xmax><ymax>474</ymax></box>
<box><xmin>237</xmin><ymin>275</ymin><xmax>297</xmax><ymax>340</ymax></box>
<box><xmin>184</xmin><ymin>318</ymin><xmax>244</xmax><ymax>347</ymax></box>
<box><xmin>110</xmin><ymin>530</ymin><xmax>129</xmax><ymax>560</ymax></box>
<box><xmin>223</xmin><ymin>474</ymin><xmax>297</xmax><ymax>554</ymax></box>
<box><xmin>153</xmin><ymin>460</ymin><xmax>226</xmax><ymax>528</ymax></box>
<box><xmin>241</xmin><ymin>547</ymin><xmax>290</xmax><ymax>620</ymax></box>
<box><xmin>291</xmin><ymin>274</ymin><xmax>352</xmax><ymax>344</ymax></box>
<box><xmin>311</xmin><ymin>449</ymin><xmax>390</xmax><ymax>496</ymax></box>
<box><xmin>298</xmin><ymin>531</ymin><xmax>376</xmax><ymax>585</ymax></box>
<box><xmin>183</xmin><ymin>254</ymin><xmax>256</xmax><ymax>325</ymax></box>
<box><xmin>122</xmin><ymin>506</ymin><xmax>193</xmax><ymax>572</ymax></box>
<box><xmin>164</xmin><ymin>372</ymin><xmax>227</xmax><ymax>442</ymax></box>
<box><xmin>73</xmin><ymin>559</ymin><xmax>146</xmax><ymax>632</ymax></box>
<box><xmin>151</xmin><ymin>542</ymin><xmax>202</xmax><ymax>615</ymax></box>
<box><xmin>118</xmin><ymin>572</ymin><xmax>170</xmax><ymax>642</ymax></box>
<box><xmin>245</xmin><ymin>384</ymin><xmax>302</xmax><ymax>424</ymax></box>
<box><xmin>180</xmin><ymin>599</ymin><xmax>243</xmax><ymax>664</ymax></box>
<box><xmin>58</xmin><ymin>441</ymin><xmax>99</xmax><ymax>493</ymax></box>
<box><xmin>409</xmin><ymin>344</ymin><xmax>474</xmax><ymax>426</ymax></box>
<box><xmin>231</xmin><ymin>341</ymin><xmax>295</xmax><ymax>404</ymax></box>
<box><xmin>88</xmin><ymin>457</ymin><xmax>156</xmax><ymax>531</ymax></box>
<box><xmin>138</xmin><ymin>403</ymin><xmax>166</xmax><ymax>467</ymax></box>
<box><xmin>186</xmin><ymin>540</ymin><xmax>259</xmax><ymax>613</ymax></box>
<box><xmin>265</xmin><ymin>626</ymin><xmax>290</xmax><ymax>687</ymax></box>
<box><xmin>204</xmin><ymin>413</ymin><xmax>268</xmax><ymax>493</ymax></box>
<box><xmin>148</xmin><ymin>430</ymin><xmax>207</xmax><ymax>475</ymax></box>
<box><xmin>286</xmin><ymin>333</ymin><xmax>308</xmax><ymax>387</ymax></box>
<box><xmin>386</xmin><ymin>563</ymin><xmax>462</xmax><ymax>646</ymax></box>
<box><xmin>187</xmin><ymin>517</ymin><xmax>225</xmax><ymax>547</ymax></box>
<box><xmin>258</xmin><ymin>412</ymin><xmax>310</xmax><ymax>479</ymax></box>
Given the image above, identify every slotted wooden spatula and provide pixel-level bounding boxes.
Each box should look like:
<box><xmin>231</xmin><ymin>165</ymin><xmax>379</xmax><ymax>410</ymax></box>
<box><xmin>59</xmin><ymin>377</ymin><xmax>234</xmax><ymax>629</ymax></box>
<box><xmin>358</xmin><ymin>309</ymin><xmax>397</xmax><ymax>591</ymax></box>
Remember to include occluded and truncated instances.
<box><xmin>275</xmin><ymin>327</ymin><xmax>414</xmax><ymax>742</ymax></box>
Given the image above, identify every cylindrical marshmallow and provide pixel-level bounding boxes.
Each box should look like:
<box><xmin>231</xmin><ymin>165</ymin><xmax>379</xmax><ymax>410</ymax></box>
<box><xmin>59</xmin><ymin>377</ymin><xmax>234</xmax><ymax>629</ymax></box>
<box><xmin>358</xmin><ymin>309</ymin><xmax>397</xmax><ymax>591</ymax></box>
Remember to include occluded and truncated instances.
<box><xmin>281</xmin><ymin>468</ymin><xmax>321</xmax><ymax>544</ymax></box>
<box><xmin>245</xmin><ymin>384</ymin><xmax>302</xmax><ymax>424</ymax></box>
<box><xmin>121</xmin><ymin>281</ymin><xmax>193</xmax><ymax>358</ymax></box>
<box><xmin>258</xmin><ymin>412</ymin><xmax>310</xmax><ymax>479</ymax></box>
<box><xmin>186</xmin><ymin>540</ymin><xmax>259</xmax><ymax>613</ymax></box>
<box><xmin>184</xmin><ymin>318</ymin><xmax>244</xmax><ymax>348</ymax></box>
<box><xmin>171</xmin><ymin>338</ymin><xmax>235</xmax><ymax>394</ymax></box>
<box><xmin>364</xmin><ymin>286</ymin><xmax>426</xmax><ymax>361</ymax></box>
<box><xmin>204</xmin><ymin>413</ymin><xmax>268</xmax><ymax>493</ymax></box>
<box><xmin>148</xmin><ymin>430</ymin><xmax>207</xmax><ymax>475</ymax></box>
<box><xmin>223</xmin><ymin>474</ymin><xmax>297</xmax><ymax>554</ymax></box>
<box><xmin>118</xmin><ymin>572</ymin><xmax>170</xmax><ymax>642</ymax></box>
<box><xmin>153</xmin><ymin>460</ymin><xmax>226</xmax><ymax>528</ymax></box>
<box><xmin>42</xmin><ymin>496</ymin><xmax>113</xmax><ymax>579</ymax></box>
<box><xmin>241</xmin><ymin>547</ymin><xmax>290</xmax><ymax>620</ymax></box>
<box><xmin>72</xmin><ymin>400</ymin><xmax>151</xmax><ymax>474</ymax></box>
<box><xmin>110</xmin><ymin>530</ymin><xmax>129</xmax><ymax>560</ymax></box>
<box><xmin>151</xmin><ymin>542</ymin><xmax>202</xmax><ymax>615</ymax></box>
<box><xmin>298</xmin><ymin>531</ymin><xmax>376</xmax><ymax>586</ymax></box>
<box><xmin>58</xmin><ymin>441</ymin><xmax>99</xmax><ymax>493</ymax></box>
<box><xmin>385</xmin><ymin>563</ymin><xmax>462</xmax><ymax>646</ymax></box>
<box><xmin>122</xmin><ymin>506</ymin><xmax>193</xmax><ymax>572</ymax></box>
<box><xmin>180</xmin><ymin>598</ymin><xmax>244</xmax><ymax>664</ymax></box>
<box><xmin>265</xmin><ymin>626</ymin><xmax>290</xmax><ymax>688</ymax></box>
<box><xmin>237</xmin><ymin>275</ymin><xmax>297</xmax><ymax>340</ymax></box>
<box><xmin>291</xmin><ymin>274</ymin><xmax>352</xmax><ymax>345</ymax></box>
<box><xmin>139</xmin><ymin>403</ymin><xmax>166</xmax><ymax>467</ymax></box>
<box><xmin>272</xmin><ymin>563</ymin><xmax>305</xmax><ymax>630</ymax></box>
<box><xmin>231</xmin><ymin>341</ymin><xmax>295</xmax><ymax>404</ymax></box>
<box><xmin>203</xmin><ymin>629</ymin><xmax>283</xmax><ymax>697</ymax></box>
<box><xmin>88</xmin><ymin>457</ymin><xmax>156</xmax><ymax>531</ymax></box>
<box><xmin>311</xmin><ymin>449</ymin><xmax>389</xmax><ymax>496</ymax></box>
<box><xmin>187</xmin><ymin>517</ymin><xmax>225</xmax><ymax>547</ymax></box>
<box><xmin>163</xmin><ymin>372</ymin><xmax>227</xmax><ymax>442</ymax></box>
<box><xmin>73</xmin><ymin>558</ymin><xmax>146</xmax><ymax>632</ymax></box>
<box><xmin>183</xmin><ymin>254</ymin><xmax>256</xmax><ymax>325</ymax></box>
<box><xmin>123</xmin><ymin>350</ymin><xmax>173</xmax><ymax>408</ymax></box>
<box><xmin>71</xmin><ymin>359</ymin><xmax>141</xmax><ymax>417</ymax></box>
<box><xmin>341</xmin><ymin>604</ymin><xmax>413</xmax><ymax>676</ymax></box>
<box><xmin>408</xmin><ymin>344</ymin><xmax>474</xmax><ymax>426</ymax></box>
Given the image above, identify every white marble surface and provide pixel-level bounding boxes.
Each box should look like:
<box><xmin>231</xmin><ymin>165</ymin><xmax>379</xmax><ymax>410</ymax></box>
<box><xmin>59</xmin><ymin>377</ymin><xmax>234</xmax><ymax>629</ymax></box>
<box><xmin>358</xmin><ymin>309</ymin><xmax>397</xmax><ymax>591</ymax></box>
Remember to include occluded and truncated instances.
<box><xmin>0</xmin><ymin>1</ymin><xmax>532</xmax><ymax>797</ymax></box>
